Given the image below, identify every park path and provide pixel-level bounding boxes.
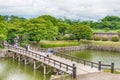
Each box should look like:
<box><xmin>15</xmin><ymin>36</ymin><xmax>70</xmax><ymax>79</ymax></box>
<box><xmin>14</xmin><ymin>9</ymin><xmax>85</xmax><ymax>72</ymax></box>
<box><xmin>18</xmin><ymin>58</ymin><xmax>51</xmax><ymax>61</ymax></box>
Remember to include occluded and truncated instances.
<box><xmin>77</xmin><ymin>72</ymin><xmax>120</xmax><ymax>80</ymax></box>
<box><xmin>33</xmin><ymin>50</ymin><xmax>99</xmax><ymax>75</ymax></box>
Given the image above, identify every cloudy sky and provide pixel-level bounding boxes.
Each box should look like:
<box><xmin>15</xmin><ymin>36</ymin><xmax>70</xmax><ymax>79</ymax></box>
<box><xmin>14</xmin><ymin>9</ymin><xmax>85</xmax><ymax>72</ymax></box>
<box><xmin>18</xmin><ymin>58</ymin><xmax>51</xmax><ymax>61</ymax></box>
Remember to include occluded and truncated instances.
<box><xmin>0</xmin><ymin>0</ymin><xmax>120</xmax><ymax>21</ymax></box>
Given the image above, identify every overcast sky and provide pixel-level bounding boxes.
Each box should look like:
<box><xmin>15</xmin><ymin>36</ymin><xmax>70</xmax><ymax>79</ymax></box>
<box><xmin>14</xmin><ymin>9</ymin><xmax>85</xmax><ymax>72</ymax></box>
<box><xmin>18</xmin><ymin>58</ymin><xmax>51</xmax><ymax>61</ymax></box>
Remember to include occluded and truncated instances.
<box><xmin>0</xmin><ymin>0</ymin><xmax>120</xmax><ymax>21</ymax></box>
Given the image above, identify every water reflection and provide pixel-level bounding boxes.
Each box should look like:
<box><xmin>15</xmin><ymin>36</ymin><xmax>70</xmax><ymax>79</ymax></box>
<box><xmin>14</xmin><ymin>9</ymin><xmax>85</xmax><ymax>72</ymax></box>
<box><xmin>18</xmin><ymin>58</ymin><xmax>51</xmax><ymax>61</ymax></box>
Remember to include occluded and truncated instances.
<box><xmin>0</xmin><ymin>58</ymin><xmax>50</xmax><ymax>80</ymax></box>
<box><xmin>65</xmin><ymin>50</ymin><xmax>120</xmax><ymax>69</ymax></box>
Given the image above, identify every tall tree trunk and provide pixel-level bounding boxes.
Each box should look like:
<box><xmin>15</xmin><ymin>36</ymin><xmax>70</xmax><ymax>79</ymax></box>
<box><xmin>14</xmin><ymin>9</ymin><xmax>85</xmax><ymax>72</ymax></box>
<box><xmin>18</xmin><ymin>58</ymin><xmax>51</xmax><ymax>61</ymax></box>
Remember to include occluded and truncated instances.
<box><xmin>36</xmin><ymin>41</ymin><xmax>40</xmax><ymax>47</ymax></box>
<box><xmin>2</xmin><ymin>41</ymin><xmax>5</xmax><ymax>48</ymax></box>
<box><xmin>77</xmin><ymin>38</ymin><xmax>80</xmax><ymax>42</ymax></box>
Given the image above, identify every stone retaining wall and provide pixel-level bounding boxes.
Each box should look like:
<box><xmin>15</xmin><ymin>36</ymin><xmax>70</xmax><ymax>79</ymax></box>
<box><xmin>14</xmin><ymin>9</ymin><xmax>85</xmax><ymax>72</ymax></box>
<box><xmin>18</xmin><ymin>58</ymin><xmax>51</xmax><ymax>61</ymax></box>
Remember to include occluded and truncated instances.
<box><xmin>0</xmin><ymin>49</ymin><xmax>11</xmax><ymax>57</ymax></box>
<box><xmin>53</xmin><ymin>46</ymin><xmax>86</xmax><ymax>52</ymax></box>
<box><xmin>87</xmin><ymin>45</ymin><xmax>120</xmax><ymax>52</ymax></box>
<box><xmin>31</xmin><ymin>45</ymin><xmax>120</xmax><ymax>53</ymax></box>
<box><xmin>30</xmin><ymin>46</ymin><xmax>87</xmax><ymax>52</ymax></box>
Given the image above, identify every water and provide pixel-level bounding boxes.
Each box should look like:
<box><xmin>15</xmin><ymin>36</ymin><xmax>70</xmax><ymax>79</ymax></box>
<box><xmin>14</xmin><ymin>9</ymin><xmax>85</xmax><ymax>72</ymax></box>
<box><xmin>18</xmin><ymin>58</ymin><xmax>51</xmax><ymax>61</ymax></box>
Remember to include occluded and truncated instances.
<box><xmin>65</xmin><ymin>50</ymin><xmax>120</xmax><ymax>69</ymax></box>
<box><xmin>0</xmin><ymin>58</ymin><xmax>50</xmax><ymax>80</ymax></box>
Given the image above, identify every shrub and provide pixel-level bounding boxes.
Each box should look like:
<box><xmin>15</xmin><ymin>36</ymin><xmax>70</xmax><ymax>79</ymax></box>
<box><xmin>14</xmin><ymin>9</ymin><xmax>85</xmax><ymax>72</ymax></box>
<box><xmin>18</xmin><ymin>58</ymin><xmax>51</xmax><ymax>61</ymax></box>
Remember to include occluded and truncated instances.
<box><xmin>94</xmin><ymin>36</ymin><xmax>101</xmax><ymax>41</ymax></box>
<box><xmin>111</xmin><ymin>36</ymin><xmax>119</xmax><ymax>42</ymax></box>
<box><xmin>0</xmin><ymin>44</ymin><xmax>3</xmax><ymax>49</ymax></box>
<box><xmin>80</xmin><ymin>40</ymin><xmax>91</xmax><ymax>44</ymax></box>
<box><xmin>20</xmin><ymin>42</ymin><xmax>30</xmax><ymax>47</ymax></box>
<box><xmin>102</xmin><ymin>36</ymin><xmax>108</xmax><ymax>41</ymax></box>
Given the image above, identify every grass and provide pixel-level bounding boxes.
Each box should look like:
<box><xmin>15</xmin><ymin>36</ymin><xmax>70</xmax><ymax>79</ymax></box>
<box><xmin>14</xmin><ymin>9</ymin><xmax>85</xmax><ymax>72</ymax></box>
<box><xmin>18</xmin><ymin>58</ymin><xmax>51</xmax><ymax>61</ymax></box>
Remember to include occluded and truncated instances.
<box><xmin>91</xmin><ymin>41</ymin><xmax>120</xmax><ymax>48</ymax></box>
<box><xmin>39</xmin><ymin>40</ymin><xmax>80</xmax><ymax>48</ymax></box>
<box><xmin>81</xmin><ymin>40</ymin><xmax>120</xmax><ymax>48</ymax></box>
<box><xmin>93</xmin><ymin>29</ymin><xmax>117</xmax><ymax>33</ymax></box>
<box><xmin>104</xmin><ymin>69</ymin><xmax>120</xmax><ymax>74</ymax></box>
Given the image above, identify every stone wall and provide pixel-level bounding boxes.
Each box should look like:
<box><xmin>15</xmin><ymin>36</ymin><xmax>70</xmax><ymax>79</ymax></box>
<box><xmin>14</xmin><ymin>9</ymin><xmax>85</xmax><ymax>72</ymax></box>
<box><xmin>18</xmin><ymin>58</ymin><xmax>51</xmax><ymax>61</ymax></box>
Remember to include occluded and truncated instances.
<box><xmin>31</xmin><ymin>45</ymin><xmax>120</xmax><ymax>53</ymax></box>
<box><xmin>0</xmin><ymin>49</ymin><xmax>11</xmax><ymax>57</ymax></box>
<box><xmin>87</xmin><ymin>45</ymin><xmax>120</xmax><ymax>52</ymax></box>
<box><xmin>52</xmin><ymin>46</ymin><xmax>86</xmax><ymax>52</ymax></box>
<box><xmin>30</xmin><ymin>46</ymin><xmax>87</xmax><ymax>53</ymax></box>
<box><xmin>93</xmin><ymin>32</ymin><xmax>118</xmax><ymax>40</ymax></box>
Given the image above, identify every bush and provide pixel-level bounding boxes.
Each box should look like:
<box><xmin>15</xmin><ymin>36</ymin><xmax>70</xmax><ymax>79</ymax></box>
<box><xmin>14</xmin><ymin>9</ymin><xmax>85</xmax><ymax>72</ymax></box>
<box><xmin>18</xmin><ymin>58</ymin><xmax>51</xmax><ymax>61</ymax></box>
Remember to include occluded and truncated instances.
<box><xmin>94</xmin><ymin>36</ymin><xmax>101</xmax><ymax>41</ymax></box>
<box><xmin>20</xmin><ymin>42</ymin><xmax>30</xmax><ymax>47</ymax></box>
<box><xmin>0</xmin><ymin>44</ymin><xmax>3</xmax><ymax>49</ymax></box>
<box><xmin>80</xmin><ymin>40</ymin><xmax>91</xmax><ymax>44</ymax></box>
<box><xmin>111</xmin><ymin>36</ymin><xmax>119</xmax><ymax>42</ymax></box>
<box><xmin>102</xmin><ymin>36</ymin><xmax>108</xmax><ymax>41</ymax></box>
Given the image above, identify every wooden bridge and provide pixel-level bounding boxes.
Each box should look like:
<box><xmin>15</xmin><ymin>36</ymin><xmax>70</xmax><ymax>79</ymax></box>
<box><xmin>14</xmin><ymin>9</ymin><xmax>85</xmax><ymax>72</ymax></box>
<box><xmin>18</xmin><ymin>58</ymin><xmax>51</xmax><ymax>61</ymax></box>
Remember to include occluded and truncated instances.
<box><xmin>4</xmin><ymin>44</ymin><xmax>114</xmax><ymax>79</ymax></box>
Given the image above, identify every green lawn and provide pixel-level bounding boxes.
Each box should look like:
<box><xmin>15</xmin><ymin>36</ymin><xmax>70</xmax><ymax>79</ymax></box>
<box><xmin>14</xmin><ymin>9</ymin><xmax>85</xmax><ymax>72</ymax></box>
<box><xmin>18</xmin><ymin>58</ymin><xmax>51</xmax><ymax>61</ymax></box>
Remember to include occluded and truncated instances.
<box><xmin>104</xmin><ymin>69</ymin><xmax>120</xmax><ymax>74</ymax></box>
<box><xmin>81</xmin><ymin>40</ymin><xmax>120</xmax><ymax>48</ymax></box>
<box><xmin>40</xmin><ymin>40</ymin><xmax>80</xmax><ymax>48</ymax></box>
<box><xmin>93</xmin><ymin>29</ymin><xmax>117</xmax><ymax>33</ymax></box>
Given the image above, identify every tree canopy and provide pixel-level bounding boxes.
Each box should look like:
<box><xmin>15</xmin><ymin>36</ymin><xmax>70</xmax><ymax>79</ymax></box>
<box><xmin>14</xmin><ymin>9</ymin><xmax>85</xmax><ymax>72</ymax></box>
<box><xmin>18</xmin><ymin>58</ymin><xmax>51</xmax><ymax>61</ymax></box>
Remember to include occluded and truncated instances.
<box><xmin>71</xmin><ymin>24</ymin><xmax>93</xmax><ymax>41</ymax></box>
<box><xmin>0</xmin><ymin>14</ymin><xmax>120</xmax><ymax>45</ymax></box>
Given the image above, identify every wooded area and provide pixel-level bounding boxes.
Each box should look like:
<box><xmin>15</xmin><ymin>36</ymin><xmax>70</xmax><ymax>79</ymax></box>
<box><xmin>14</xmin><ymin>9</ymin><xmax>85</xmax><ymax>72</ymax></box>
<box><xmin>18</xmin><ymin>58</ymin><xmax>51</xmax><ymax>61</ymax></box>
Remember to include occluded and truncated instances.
<box><xmin>0</xmin><ymin>15</ymin><xmax>120</xmax><ymax>46</ymax></box>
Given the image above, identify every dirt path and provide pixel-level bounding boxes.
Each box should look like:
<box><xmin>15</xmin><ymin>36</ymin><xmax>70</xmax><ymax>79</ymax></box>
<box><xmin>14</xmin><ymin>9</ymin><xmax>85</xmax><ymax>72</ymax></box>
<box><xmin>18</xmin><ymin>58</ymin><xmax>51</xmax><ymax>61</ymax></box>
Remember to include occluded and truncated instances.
<box><xmin>77</xmin><ymin>72</ymin><xmax>120</xmax><ymax>80</ymax></box>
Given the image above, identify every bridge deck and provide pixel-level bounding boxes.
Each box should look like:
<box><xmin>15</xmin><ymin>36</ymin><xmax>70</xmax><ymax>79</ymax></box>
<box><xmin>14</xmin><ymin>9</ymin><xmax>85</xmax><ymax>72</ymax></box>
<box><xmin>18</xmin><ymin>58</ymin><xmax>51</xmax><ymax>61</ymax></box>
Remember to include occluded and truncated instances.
<box><xmin>8</xmin><ymin>46</ymin><xmax>99</xmax><ymax>76</ymax></box>
<box><xmin>34</xmin><ymin>51</ymin><xmax>100</xmax><ymax>75</ymax></box>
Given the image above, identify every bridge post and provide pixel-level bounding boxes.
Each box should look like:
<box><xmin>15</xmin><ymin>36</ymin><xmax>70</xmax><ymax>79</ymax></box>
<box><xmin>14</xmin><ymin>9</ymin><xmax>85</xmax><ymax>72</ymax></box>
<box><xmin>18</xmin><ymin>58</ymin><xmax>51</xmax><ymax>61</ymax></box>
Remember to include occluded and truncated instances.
<box><xmin>34</xmin><ymin>60</ymin><xmax>36</xmax><ymax>69</ymax></box>
<box><xmin>43</xmin><ymin>64</ymin><xmax>46</xmax><ymax>75</ymax></box>
<box><xmin>18</xmin><ymin>54</ymin><xmax>21</xmax><ymax>62</ymax></box>
<box><xmin>111</xmin><ymin>62</ymin><xmax>114</xmax><ymax>73</ymax></box>
<box><xmin>12</xmin><ymin>53</ymin><xmax>15</xmax><ymax>61</ymax></box>
<box><xmin>24</xmin><ymin>57</ymin><xmax>27</xmax><ymax>64</ymax></box>
<box><xmin>72</xmin><ymin>64</ymin><xmax>76</xmax><ymax>78</ymax></box>
<box><xmin>98</xmin><ymin>61</ymin><xmax>101</xmax><ymax>71</ymax></box>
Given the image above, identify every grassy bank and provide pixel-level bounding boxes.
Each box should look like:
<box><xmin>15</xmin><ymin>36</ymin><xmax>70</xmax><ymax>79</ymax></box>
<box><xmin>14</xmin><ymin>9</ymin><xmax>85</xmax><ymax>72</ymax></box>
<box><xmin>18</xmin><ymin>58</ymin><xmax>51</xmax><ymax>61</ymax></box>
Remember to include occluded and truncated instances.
<box><xmin>31</xmin><ymin>40</ymin><xmax>80</xmax><ymax>48</ymax></box>
<box><xmin>80</xmin><ymin>40</ymin><xmax>120</xmax><ymax>48</ymax></box>
<box><xmin>93</xmin><ymin>29</ymin><xmax>117</xmax><ymax>33</ymax></box>
<box><xmin>104</xmin><ymin>69</ymin><xmax>120</xmax><ymax>74</ymax></box>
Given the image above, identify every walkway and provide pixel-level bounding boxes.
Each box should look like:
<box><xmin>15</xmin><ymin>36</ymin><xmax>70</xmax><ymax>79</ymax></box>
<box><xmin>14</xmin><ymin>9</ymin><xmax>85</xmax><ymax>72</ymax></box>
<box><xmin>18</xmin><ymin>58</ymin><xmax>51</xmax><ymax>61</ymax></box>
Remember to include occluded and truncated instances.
<box><xmin>33</xmin><ymin>50</ymin><xmax>99</xmax><ymax>75</ymax></box>
<box><xmin>77</xmin><ymin>72</ymin><xmax>120</xmax><ymax>80</ymax></box>
<box><xmin>6</xmin><ymin>45</ymin><xmax>99</xmax><ymax>78</ymax></box>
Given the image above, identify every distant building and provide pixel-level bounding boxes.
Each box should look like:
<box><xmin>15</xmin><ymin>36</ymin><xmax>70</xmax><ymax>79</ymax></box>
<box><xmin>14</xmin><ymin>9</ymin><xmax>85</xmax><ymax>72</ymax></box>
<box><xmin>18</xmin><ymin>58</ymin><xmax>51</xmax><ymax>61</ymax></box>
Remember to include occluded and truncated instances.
<box><xmin>93</xmin><ymin>32</ymin><xmax>118</xmax><ymax>40</ymax></box>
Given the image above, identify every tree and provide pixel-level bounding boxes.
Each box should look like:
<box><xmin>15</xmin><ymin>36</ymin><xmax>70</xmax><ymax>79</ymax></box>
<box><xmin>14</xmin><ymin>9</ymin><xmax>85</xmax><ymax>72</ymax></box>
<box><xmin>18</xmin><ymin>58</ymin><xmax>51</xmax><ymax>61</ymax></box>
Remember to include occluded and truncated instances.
<box><xmin>23</xmin><ymin>18</ymin><xmax>58</xmax><ymax>45</ymax></box>
<box><xmin>57</xmin><ymin>22</ymin><xmax>70</xmax><ymax>36</ymax></box>
<box><xmin>101</xmin><ymin>16</ymin><xmax>120</xmax><ymax>29</ymax></box>
<box><xmin>7</xmin><ymin>16</ymin><xmax>27</xmax><ymax>44</ymax></box>
<box><xmin>0</xmin><ymin>17</ymin><xmax>7</xmax><ymax>47</ymax></box>
<box><xmin>71</xmin><ymin>24</ymin><xmax>93</xmax><ymax>41</ymax></box>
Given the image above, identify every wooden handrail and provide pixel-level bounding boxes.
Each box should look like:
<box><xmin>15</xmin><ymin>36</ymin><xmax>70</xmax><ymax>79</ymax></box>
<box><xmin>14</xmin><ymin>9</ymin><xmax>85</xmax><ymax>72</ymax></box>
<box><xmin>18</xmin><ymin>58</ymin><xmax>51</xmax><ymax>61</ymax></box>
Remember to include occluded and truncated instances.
<box><xmin>28</xmin><ymin>45</ymin><xmax>114</xmax><ymax>73</ymax></box>
<box><xmin>5</xmin><ymin>44</ymin><xmax>75</xmax><ymax>75</ymax></box>
<box><xmin>53</xmin><ymin>50</ymin><xmax>114</xmax><ymax>72</ymax></box>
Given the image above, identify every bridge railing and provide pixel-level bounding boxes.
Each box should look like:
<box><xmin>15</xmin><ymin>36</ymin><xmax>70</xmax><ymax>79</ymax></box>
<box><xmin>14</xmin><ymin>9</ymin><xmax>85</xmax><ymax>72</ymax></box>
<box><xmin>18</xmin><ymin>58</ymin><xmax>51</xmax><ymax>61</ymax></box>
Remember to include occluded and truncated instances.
<box><xmin>24</xmin><ymin>45</ymin><xmax>114</xmax><ymax>73</ymax></box>
<box><xmin>5</xmin><ymin>44</ymin><xmax>76</xmax><ymax>78</ymax></box>
<box><xmin>53</xmin><ymin>50</ymin><xmax>114</xmax><ymax>73</ymax></box>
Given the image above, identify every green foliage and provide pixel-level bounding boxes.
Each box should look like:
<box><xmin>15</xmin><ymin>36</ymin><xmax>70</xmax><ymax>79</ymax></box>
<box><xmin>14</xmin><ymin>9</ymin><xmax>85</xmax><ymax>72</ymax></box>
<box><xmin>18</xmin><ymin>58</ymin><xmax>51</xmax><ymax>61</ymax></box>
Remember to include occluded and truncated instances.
<box><xmin>0</xmin><ymin>14</ymin><xmax>120</xmax><ymax>45</ymax></box>
<box><xmin>0</xmin><ymin>44</ymin><xmax>3</xmax><ymax>49</ymax></box>
<box><xmin>80</xmin><ymin>39</ymin><xmax>92</xmax><ymax>44</ymax></box>
<box><xmin>57</xmin><ymin>22</ymin><xmax>70</xmax><ymax>36</ymax></box>
<box><xmin>24</xmin><ymin>16</ymin><xmax>58</xmax><ymax>43</ymax></box>
<box><xmin>89</xmin><ymin>16</ymin><xmax>120</xmax><ymax>30</ymax></box>
<box><xmin>94</xmin><ymin>36</ymin><xmax>101</xmax><ymax>41</ymax></box>
<box><xmin>117</xmin><ymin>30</ymin><xmax>120</xmax><ymax>36</ymax></box>
<box><xmin>104</xmin><ymin>27</ymin><xmax>110</xmax><ymax>32</ymax></box>
<box><xmin>20</xmin><ymin>42</ymin><xmax>30</xmax><ymax>47</ymax></box>
<box><xmin>111</xmin><ymin>36</ymin><xmax>119</xmax><ymax>42</ymax></box>
<box><xmin>0</xmin><ymin>20</ymin><xmax>7</xmax><ymax>42</ymax></box>
<box><xmin>102</xmin><ymin>36</ymin><xmax>108</xmax><ymax>41</ymax></box>
<box><xmin>71</xmin><ymin>24</ymin><xmax>93</xmax><ymax>41</ymax></box>
<box><xmin>104</xmin><ymin>69</ymin><xmax>120</xmax><ymax>74</ymax></box>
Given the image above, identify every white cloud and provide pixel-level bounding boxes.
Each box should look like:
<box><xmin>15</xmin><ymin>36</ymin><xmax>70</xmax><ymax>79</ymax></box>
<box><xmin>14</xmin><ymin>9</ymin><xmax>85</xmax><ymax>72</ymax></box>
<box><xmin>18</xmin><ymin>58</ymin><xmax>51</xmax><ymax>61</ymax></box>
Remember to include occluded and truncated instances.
<box><xmin>0</xmin><ymin>0</ymin><xmax>120</xmax><ymax>21</ymax></box>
